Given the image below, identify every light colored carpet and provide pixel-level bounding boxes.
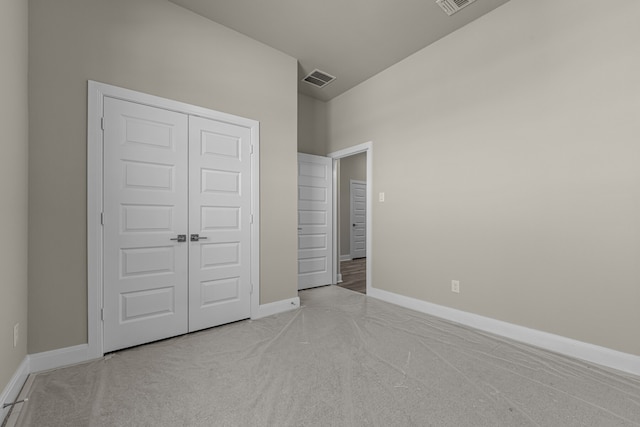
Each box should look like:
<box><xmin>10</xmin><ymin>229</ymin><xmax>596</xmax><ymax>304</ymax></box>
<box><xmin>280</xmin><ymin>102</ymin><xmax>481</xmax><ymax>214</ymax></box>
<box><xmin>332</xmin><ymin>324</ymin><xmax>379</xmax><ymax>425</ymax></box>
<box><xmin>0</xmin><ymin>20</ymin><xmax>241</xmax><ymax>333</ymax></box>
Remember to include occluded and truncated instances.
<box><xmin>14</xmin><ymin>286</ymin><xmax>640</xmax><ymax>426</ymax></box>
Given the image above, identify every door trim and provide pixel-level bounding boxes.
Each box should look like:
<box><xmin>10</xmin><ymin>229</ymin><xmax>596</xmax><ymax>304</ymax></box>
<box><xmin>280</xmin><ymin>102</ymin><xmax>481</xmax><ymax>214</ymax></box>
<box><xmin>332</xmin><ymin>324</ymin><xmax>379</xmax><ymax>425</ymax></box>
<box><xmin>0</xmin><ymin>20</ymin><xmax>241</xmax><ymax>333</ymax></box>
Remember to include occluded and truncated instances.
<box><xmin>88</xmin><ymin>81</ymin><xmax>260</xmax><ymax>358</ymax></box>
<box><xmin>327</xmin><ymin>142</ymin><xmax>373</xmax><ymax>293</ymax></box>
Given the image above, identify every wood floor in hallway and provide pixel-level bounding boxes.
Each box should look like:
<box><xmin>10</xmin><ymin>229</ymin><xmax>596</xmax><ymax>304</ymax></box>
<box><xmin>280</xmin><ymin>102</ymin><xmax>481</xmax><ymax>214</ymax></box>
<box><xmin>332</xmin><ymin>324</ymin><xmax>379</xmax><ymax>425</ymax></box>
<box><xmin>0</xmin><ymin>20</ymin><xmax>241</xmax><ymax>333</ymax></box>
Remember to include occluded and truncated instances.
<box><xmin>337</xmin><ymin>257</ymin><xmax>366</xmax><ymax>294</ymax></box>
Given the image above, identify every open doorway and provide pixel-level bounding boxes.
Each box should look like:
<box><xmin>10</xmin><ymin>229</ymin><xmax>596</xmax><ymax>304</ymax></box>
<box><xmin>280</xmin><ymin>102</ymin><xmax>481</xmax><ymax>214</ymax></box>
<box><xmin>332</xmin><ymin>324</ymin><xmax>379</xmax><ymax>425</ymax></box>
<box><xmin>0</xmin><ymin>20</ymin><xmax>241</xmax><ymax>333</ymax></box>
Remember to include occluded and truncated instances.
<box><xmin>328</xmin><ymin>142</ymin><xmax>372</xmax><ymax>295</ymax></box>
<box><xmin>337</xmin><ymin>154</ymin><xmax>367</xmax><ymax>293</ymax></box>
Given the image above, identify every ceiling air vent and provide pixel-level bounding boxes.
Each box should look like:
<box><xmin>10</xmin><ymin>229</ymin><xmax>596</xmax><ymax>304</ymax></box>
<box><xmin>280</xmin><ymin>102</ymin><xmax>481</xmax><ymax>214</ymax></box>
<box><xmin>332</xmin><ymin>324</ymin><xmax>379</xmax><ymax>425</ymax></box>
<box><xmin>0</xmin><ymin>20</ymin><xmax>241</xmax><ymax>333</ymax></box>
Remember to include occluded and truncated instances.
<box><xmin>436</xmin><ymin>0</ymin><xmax>478</xmax><ymax>16</ymax></box>
<box><xmin>302</xmin><ymin>69</ymin><xmax>336</xmax><ymax>88</ymax></box>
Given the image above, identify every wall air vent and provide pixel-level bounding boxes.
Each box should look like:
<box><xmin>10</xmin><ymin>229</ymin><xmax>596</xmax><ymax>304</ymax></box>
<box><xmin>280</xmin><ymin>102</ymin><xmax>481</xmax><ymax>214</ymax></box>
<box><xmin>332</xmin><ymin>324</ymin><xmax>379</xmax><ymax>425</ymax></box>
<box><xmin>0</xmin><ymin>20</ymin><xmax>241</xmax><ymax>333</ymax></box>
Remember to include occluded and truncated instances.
<box><xmin>436</xmin><ymin>0</ymin><xmax>478</xmax><ymax>16</ymax></box>
<box><xmin>302</xmin><ymin>69</ymin><xmax>336</xmax><ymax>88</ymax></box>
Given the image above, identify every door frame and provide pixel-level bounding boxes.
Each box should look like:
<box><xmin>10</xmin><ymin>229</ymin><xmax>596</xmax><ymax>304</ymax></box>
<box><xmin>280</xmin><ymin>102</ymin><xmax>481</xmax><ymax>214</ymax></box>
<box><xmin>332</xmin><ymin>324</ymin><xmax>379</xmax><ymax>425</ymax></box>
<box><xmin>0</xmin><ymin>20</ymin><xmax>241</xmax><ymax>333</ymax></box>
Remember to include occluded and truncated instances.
<box><xmin>349</xmin><ymin>179</ymin><xmax>366</xmax><ymax>260</ymax></box>
<box><xmin>87</xmin><ymin>81</ymin><xmax>260</xmax><ymax>358</ymax></box>
<box><xmin>328</xmin><ymin>142</ymin><xmax>373</xmax><ymax>293</ymax></box>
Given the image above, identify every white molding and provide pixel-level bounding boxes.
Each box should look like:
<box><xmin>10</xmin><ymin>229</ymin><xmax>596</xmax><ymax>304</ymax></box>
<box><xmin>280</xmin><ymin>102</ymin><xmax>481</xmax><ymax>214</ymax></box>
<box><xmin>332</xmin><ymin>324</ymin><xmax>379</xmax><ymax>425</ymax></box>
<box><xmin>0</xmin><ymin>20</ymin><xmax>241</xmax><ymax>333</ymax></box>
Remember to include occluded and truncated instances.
<box><xmin>339</xmin><ymin>255</ymin><xmax>353</xmax><ymax>262</ymax></box>
<box><xmin>88</xmin><ymin>81</ymin><xmax>260</xmax><ymax>359</ymax></box>
<box><xmin>250</xmin><ymin>123</ymin><xmax>261</xmax><ymax>320</ymax></box>
<box><xmin>328</xmin><ymin>142</ymin><xmax>373</xmax><ymax>294</ymax></box>
<box><xmin>0</xmin><ymin>357</ymin><xmax>29</xmax><ymax>423</ymax></box>
<box><xmin>327</xmin><ymin>142</ymin><xmax>371</xmax><ymax>160</ymax></box>
<box><xmin>331</xmin><ymin>159</ymin><xmax>339</xmax><ymax>285</ymax></box>
<box><xmin>369</xmin><ymin>287</ymin><xmax>640</xmax><ymax>377</ymax></box>
<box><xmin>87</xmin><ymin>81</ymin><xmax>104</xmax><ymax>360</ymax></box>
<box><xmin>28</xmin><ymin>344</ymin><xmax>96</xmax><ymax>374</ymax></box>
<box><xmin>253</xmin><ymin>297</ymin><xmax>300</xmax><ymax>319</ymax></box>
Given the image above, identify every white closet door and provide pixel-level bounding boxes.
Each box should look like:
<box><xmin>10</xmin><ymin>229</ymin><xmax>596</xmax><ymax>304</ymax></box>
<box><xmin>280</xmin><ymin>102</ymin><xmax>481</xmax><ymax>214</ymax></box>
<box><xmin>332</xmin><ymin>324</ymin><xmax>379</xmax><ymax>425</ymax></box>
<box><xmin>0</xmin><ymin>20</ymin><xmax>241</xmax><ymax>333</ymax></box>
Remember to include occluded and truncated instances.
<box><xmin>103</xmin><ymin>97</ymin><xmax>189</xmax><ymax>353</ymax></box>
<box><xmin>297</xmin><ymin>153</ymin><xmax>333</xmax><ymax>290</ymax></box>
<box><xmin>350</xmin><ymin>180</ymin><xmax>366</xmax><ymax>259</ymax></box>
<box><xmin>188</xmin><ymin>116</ymin><xmax>252</xmax><ymax>332</ymax></box>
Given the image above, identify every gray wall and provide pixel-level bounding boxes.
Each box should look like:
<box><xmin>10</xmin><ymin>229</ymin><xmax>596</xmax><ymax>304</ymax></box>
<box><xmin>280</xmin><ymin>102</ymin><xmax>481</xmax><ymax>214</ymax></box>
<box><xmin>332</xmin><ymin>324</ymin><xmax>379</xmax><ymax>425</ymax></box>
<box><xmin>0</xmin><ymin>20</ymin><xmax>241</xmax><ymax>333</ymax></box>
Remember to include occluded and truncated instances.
<box><xmin>339</xmin><ymin>153</ymin><xmax>366</xmax><ymax>258</ymax></box>
<box><xmin>28</xmin><ymin>0</ymin><xmax>299</xmax><ymax>354</ymax></box>
<box><xmin>326</xmin><ymin>0</ymin><xmax>640</xmax><ymax>356</ymax></box>
<box><xmin>0</xmin><ymin>0</ymin><xmax>29</xmax><ymax>396</ymax></box>
<box><xmin>297</xmin><ymin>93</ymin><xmax>327</xmax><ymax>155</ymax></box>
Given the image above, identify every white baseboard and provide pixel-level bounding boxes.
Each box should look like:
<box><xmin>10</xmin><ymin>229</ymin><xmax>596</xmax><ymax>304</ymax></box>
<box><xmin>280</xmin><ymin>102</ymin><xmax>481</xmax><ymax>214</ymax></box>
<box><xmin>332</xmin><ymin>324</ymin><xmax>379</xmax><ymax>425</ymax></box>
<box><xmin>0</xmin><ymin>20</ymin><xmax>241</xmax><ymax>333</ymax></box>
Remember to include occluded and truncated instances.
<box><xmin>253</xmin><ymin>297</ymin><xmax>300</xmax><ymax>319</ymax></box>
<box><xmin>27</xmin><ymin>299</ymin><xmax>303</xmax><ymax>375</ymax></box>
<box><xmin>368</xmin><ymin>287</ymin><xmax>640</xmax><ymax>377</ymax></box>
<box><xmin>1</xmin><ymin>356</ymin><xmax>29</xmax><ymax>423</ymax></box>
<box><xmin>28</xmin><ymin>344</ymin><xmax>95</xmax><ymax>374</ymax></box>
<box><xmin>340</xmin><ymin>255</ymin><xmax>353</xmax><ymax>262</ymax></box>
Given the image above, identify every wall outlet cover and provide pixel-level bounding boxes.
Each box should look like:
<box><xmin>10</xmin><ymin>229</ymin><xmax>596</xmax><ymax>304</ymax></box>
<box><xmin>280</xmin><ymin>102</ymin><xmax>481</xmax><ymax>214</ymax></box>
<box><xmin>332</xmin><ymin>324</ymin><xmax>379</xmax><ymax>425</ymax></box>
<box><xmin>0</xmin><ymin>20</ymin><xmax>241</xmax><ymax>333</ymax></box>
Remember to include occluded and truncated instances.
<box><xmin>451</xmin><ymin>280</ymin><xmax>460</xmax><ymax>293</ymax></box>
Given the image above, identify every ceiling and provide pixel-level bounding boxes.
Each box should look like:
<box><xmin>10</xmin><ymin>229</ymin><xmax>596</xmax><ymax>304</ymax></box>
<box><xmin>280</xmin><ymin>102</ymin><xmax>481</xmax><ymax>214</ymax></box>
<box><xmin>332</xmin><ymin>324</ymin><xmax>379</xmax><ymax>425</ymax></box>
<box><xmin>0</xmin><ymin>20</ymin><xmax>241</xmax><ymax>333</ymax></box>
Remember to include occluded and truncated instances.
<box><xmin>169</xmin><ymin>0</ymin><xmax>512</xmax><ymax>101</ymax></box>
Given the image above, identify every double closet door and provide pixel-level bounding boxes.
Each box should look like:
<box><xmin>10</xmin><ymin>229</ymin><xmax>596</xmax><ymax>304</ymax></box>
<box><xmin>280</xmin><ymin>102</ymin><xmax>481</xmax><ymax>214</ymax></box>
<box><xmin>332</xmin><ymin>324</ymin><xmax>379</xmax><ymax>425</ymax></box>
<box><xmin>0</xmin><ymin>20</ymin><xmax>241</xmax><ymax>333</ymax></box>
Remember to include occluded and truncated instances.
<box><xmin>102</xmin><ymin>97</ymin><xmax>252</xmax><ymax>353</ymax></box>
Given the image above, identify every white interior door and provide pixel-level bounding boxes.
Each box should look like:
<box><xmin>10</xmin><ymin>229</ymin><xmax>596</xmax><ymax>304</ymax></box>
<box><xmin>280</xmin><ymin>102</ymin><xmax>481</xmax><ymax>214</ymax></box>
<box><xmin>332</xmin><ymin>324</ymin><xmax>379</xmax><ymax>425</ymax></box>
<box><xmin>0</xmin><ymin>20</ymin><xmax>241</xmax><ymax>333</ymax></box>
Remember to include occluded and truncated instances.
<box><xmin>298</xmin><ymin>153</ymin><xmax>333</xmax><ymax>290</ymax></box>
<box><xmin>103</xmin><ymin>96</ymin><xmax>255</xmax><ymax>352</ymax></box>
<box><xmin>188</xmin><ymin>116</ymin><xmax>252</xmax><ymax>332</ymax></box>
<box><xmin>103</xmin><ymin>97</ymin><xmax>189</xmax><ymax>353</ymax></box>
<box><xmin>350</xmin><ymin>180</ymin><xmax>366</xmax><ymax>259</ymax></box>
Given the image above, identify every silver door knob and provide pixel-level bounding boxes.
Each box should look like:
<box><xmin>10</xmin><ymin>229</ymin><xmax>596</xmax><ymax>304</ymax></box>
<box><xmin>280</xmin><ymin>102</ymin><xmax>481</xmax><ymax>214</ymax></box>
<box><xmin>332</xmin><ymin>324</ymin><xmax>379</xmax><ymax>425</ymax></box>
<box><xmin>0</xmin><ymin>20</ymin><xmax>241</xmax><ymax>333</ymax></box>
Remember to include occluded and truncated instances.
<box><xmin>170</xmin><ymin>234</ymin><xmax>186</xmax><ymax>242</ymax></box>
<box><xmin>190</xmin><ymin>234</ymin><xmax>208</xmax><ymax>242</ymax></box>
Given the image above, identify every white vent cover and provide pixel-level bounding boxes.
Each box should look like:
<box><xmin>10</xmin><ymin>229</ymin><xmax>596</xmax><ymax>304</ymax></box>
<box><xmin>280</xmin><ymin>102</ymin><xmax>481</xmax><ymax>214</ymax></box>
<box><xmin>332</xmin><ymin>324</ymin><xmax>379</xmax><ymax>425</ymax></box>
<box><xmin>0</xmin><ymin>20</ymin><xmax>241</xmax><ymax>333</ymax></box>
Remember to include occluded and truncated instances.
<box><xmin>302</xmin><ymin>69</ymin><xmax>336</xmax><ymax>88</ymax></box>
<box><xmin>436</xmin><ymin>0</ymin><xmax>478</xmax><ymax>16</ymax></box>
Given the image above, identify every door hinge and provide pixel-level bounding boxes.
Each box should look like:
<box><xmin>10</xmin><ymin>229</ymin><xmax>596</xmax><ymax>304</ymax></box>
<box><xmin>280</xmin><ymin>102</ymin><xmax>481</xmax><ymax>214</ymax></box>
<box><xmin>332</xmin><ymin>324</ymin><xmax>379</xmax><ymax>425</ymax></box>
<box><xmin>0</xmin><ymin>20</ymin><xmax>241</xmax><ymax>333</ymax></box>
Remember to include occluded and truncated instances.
<box><xmin>101</xmin><ymin>308</ymin><xmax>104</xmax><ymax>321</ymax></box>
<box><xmin>100</xmin><ymin>212</ymin><xmax>104</xmax><ymax>226</ymax></box>
<box><xmin>250</xmin><ymin>144</ymin><xmax>254</xmax><ymax>155</ymax></box>
<box><xmin>101</xmin><ymin>117</ymin><xmax>105</xmax><ymax>131</ymax></box>
<box><xmin>250</xmin><ymin>214</ymin><xmax>254</xmax><ymax>224</ymax></box>
<box><xmin>250</xmin><ymin>283</ymin><xmax>254</xmax><ymax>295</ymax></box>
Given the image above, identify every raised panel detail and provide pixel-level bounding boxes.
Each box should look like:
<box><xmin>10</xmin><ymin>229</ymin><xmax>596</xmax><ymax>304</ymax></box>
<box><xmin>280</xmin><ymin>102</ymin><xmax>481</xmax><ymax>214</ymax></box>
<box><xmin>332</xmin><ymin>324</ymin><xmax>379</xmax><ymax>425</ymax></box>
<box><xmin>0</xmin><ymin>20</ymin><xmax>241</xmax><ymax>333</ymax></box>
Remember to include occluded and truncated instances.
<box><xmin>124</xmin><ymin>161</ymin><xmax>173</xmax><ymax>190</ymax></box>
<box><xmin>202</xmin><ymin>169</ymin><xmax>240</xmax><ymax>194</ymax></box>
<box><xmin>121</xmin><ymin>246</ymin><xmax>174</xmax><ymax>277</ymax></box>
<box><xmin>299</xmin><ymin>210</ymin><xmax>327</xmax><ymax>226</ymax></box>
<box><xmin>201</xmin><ymin>131</ymin><xmax>240</xmax><ymax>159</ymax></box>
<box><xmin>299</xmin><ymin>234</ymin><xmax>327</xmax><ymax>250</ymax></box>
<box><xmin>124</xmin><ymin>116</ymin><xmax>173</xmax><ymax>149</ymax></box>
<box><xmin>201</xmin><ymin>242</ymin><xmax>240</xmax><ymax>269</ymax></box>
<box><xmin>299</xmin><ymin>161</ymin><xmax>327</xmax><ymax>179</ymax></box>
<box><xmin>120</xmin><ymin>287</ymin><xmax>175</xmax><ymax>322</ymax></box>
<box><xmin>201</xmin><ymin>207</ymin><xmax>240</xmax><ymax>230</ymax></box>
<box><xmin>299</xmin><ymin>257</ymin><xmax>327</xmax><ymax>275</ymax></box>
<box><xmin>299</xmin><ymin>185</ymin><xmax>326</xmax><ymax>202</ymax></box>
<box><xmin>200</xmin><ymin>277</ymin><xmax>239</xmax><ymax>307</ymax></box>
<box><xmin>122</xmin><ymin>205</ymin><xmax>173</xmax><ymax>232</ymax></box>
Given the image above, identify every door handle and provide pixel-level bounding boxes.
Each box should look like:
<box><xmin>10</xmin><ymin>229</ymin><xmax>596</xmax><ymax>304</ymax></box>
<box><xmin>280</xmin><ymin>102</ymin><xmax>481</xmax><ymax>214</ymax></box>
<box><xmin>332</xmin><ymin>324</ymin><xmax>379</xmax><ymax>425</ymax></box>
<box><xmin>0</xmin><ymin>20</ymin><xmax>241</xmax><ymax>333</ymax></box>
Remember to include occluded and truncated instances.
<box><xmin>190</xmin><ymin>234</ymin><xmax>208</xmax><ymax>242</ymax></box>
<box><xmin>170</xmin><ymin>234</ymin><xmax>186</xmax><ymax>242</ymax></box>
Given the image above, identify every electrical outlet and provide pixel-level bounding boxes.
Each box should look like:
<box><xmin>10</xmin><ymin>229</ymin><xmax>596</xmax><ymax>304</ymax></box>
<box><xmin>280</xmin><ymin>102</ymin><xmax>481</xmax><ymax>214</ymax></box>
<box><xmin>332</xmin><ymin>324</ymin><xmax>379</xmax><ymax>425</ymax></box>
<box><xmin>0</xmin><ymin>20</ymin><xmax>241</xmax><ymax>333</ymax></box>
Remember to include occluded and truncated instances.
<box><xmin>14</xmin><ymin>323</ymin><xmax>19</xmax><ymax>348</ymax></box>
<box><xmin>451</xmin><ymin>280</ymin><xmax>460</xmax><ymax>294</ymax></box>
